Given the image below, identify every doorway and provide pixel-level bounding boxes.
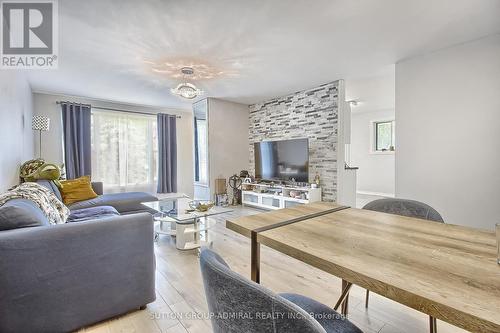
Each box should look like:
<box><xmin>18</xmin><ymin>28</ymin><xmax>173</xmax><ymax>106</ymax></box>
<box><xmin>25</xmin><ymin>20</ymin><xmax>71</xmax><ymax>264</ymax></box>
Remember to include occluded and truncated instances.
<box><xmin>344</xmin><ymin>69</ymin><xmax>396</xmax><ymax>208</ymax></box>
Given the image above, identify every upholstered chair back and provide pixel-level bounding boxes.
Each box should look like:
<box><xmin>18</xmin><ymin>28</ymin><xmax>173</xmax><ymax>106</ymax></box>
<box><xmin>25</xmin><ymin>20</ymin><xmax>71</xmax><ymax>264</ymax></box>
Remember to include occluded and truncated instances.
<box><xmin>363</xmin><ymin>198</ymin><xmax>444</xmax><ymax>222</ymax></box>
<box><xmin>199</xmin><ymin>248</ymin><xmax>327</xmax><ymax>333</ymax></box>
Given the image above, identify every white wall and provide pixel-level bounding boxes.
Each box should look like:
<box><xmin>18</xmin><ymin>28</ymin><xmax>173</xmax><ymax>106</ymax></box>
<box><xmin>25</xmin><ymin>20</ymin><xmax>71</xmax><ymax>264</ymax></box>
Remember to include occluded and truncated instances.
<box><xmin>0</xmin><ymin>73</ymin><xmax>35</xmax><ymax>191</ymax></box>
<box><xmin>208</xmin><ymin>98</ymin><xmax>249</xmax><ymax>200</ymax></box>
<box><xmin>32</xmin><ymin>93</ymin><xmax>194</xmax><ymax>197</ymax></box>
<box><xmin>395</xmin><ymin>34</ymin><xmax>500</xmax><ymax>230</ymax></box>
<box><xmin>351</xmin><ymin>109</ymin><xmax>395</xmax><ymax>195</ymax></box>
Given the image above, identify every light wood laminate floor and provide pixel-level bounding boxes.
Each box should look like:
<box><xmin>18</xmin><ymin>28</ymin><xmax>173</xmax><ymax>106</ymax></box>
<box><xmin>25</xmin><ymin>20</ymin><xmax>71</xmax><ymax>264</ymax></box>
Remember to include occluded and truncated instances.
<box><xmin>80</xmin><ymin>206</ymin><xmax>469</xmax><ymax>333</ymax></box>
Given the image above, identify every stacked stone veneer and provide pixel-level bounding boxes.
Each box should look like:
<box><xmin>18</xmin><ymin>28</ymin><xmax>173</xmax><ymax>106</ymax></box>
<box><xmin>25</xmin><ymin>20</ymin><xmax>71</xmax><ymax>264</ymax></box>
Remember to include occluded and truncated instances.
<box><xmin>249</xmin><ymin>81</ymin><xmax>339</xmax><ymax>201</ymax></box>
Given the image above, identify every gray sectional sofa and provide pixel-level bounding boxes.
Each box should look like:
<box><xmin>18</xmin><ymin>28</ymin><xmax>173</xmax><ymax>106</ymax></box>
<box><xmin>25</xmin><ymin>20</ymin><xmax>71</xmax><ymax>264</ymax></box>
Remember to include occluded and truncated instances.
<box><xmin>37</xmin><ymin>179</ymin><xmax>159</xmax><ymax>215</ymax></box>
<box><xmin>0</xmin><ymin>180</ymin><xmax>159</xmax><ymax>333</ymax></box>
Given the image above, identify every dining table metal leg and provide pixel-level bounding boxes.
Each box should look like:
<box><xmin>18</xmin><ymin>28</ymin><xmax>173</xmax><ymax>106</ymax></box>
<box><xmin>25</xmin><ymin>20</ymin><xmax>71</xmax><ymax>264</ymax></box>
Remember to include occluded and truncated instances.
<box><xmin>251</xmin><ymin>231</ymin><xmax>260</xmax><ymax>283</ymax></box>
<box><xmin>429</xmin><ymin>316</ymin><xmax>437</xmax><ymax>333</ymax></box>
<box><xmin>334</xmin><ymin>279</ymin><xmax>352</xmax><ymax>316</ymax></box>
<box><xmin>341</xmin><ymin>279</ymin><xmax>350</xmax><ymax>316</ymax></box>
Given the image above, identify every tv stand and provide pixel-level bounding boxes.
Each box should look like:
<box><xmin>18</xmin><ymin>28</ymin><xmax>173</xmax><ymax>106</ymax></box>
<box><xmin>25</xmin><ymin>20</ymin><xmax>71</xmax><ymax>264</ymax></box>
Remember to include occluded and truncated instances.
<box><xmin>241</xmin><ymin>183</ymin><xmax>321</xmax><ymax>210</ymax></box>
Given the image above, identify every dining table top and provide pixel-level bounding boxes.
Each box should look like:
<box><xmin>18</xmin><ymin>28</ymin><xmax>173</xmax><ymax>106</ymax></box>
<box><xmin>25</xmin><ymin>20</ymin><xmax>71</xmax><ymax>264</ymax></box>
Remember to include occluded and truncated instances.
<box><xmin>226</xmin><ymin>201</ymin><xmax>344</xmax><ymax>237</ymax></box>
<box><xmin>226</xmin><ymin>203</ymin><xmax>500</xmax><ymax>333</ymax></box>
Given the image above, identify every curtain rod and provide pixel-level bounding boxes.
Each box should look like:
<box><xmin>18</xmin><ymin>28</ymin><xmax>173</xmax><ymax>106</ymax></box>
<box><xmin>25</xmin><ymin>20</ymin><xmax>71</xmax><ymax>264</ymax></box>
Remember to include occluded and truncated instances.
<box><xmin>56</xmin><ymin>101</ymin><xmax>182</xmax><ymax>118</ymax></box>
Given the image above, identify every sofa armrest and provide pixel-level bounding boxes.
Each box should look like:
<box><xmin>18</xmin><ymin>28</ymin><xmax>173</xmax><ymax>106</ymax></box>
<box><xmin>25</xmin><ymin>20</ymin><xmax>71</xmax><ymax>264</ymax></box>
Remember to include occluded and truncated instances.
<box><xmin>0</xmin><ymin>213</ymin><xmax>156</xmax><ymax>333</ymax></box>
<box><xmin>91</xmin><ymin>181</ymin><xmax>104</xmax><ymax>195</ymax></box>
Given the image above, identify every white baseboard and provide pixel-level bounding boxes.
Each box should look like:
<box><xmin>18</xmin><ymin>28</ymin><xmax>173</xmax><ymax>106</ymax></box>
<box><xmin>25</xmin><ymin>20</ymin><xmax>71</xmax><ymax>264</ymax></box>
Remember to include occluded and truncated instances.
<box><xmin>357</xmin><ymin>190</ymin><xmax>395</xmax><ymax>198</ymax></box>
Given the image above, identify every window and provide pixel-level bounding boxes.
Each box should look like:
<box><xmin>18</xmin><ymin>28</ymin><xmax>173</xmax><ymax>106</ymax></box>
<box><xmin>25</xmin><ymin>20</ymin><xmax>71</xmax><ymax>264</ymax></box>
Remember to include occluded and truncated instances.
<box><xmin>194</xmin><ymin>118</ymin><xmax>208</xmax><ymax>184</ymax></box>
<box><xmin>374</xmin><ymin>120</ymin><xmax>395</xmax><ymax>152</ymax></box>
<box><xmin>91</xmin><ymin>110</ymin><xmax>158</xmax><ymax>193</ymax></box>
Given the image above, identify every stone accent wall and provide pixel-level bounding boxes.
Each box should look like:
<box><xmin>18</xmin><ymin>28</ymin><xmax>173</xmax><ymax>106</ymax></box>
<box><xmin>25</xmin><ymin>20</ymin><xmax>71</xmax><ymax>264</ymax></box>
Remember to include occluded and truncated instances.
<box><xmin>249</xmin><ymin>81</ymin><xmax>339</xmax><ymax>201</ymax></box>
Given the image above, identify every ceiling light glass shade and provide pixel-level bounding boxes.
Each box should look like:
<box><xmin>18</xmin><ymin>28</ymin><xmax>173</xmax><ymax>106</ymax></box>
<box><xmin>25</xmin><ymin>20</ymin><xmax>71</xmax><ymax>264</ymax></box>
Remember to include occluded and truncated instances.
<box><xmin>170</xmin><ymin>82</ymin><xmax>203</xmax><ymax>100</ymax></box>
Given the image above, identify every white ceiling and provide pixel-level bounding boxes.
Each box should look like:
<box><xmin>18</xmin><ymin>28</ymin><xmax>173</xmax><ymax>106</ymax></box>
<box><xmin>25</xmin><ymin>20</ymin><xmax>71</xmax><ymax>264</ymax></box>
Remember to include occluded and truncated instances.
<box><xmin>345</xmin><ymin>67</ymin><xmax>395</xmax><ymax>114</ymax></box>
<box><xmin>27</xmin><ymin>0</ymin><xmax>500</xmax><ymax>109</ymax></box>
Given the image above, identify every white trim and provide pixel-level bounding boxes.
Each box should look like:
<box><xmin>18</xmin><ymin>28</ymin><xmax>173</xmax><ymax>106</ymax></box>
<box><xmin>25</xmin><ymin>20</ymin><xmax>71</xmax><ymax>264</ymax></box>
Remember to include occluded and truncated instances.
<box><xmin>357</xmin><ymin>190</ymin><xmax>395</xmax><ymax>198</ymax></box>
<box><xmin>369</xmin><ymin>151</ymin><xmax>395</xmax><ymax>155</ymax></box>
<box><xmin>336</xmin><ymin>79</ymin><xmax>348</xmax><ymax>204</ymax></box>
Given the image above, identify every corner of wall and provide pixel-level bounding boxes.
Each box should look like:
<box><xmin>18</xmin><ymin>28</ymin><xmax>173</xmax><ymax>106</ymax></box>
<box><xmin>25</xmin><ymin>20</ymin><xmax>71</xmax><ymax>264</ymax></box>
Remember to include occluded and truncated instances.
<box><xmin>0</xmin><ymin>72</ymin><xmax>35</xmax><ymax>191</ymax></box>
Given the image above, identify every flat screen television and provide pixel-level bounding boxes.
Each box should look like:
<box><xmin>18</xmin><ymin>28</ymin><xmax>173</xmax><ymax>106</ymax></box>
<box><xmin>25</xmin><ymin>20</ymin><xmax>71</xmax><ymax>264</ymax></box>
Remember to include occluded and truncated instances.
<box><xmin>254</xmin><ymin>138</ymin><xmax>309</xmax><ymax>182</ymax></box>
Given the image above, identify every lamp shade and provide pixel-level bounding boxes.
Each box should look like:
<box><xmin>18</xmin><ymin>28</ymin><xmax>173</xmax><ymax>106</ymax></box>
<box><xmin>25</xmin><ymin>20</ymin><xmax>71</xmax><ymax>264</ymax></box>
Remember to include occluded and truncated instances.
<box><xmin>32</xmin><ymin>115</ymin><xmax>50</xmax><ymax>131</ymax></box>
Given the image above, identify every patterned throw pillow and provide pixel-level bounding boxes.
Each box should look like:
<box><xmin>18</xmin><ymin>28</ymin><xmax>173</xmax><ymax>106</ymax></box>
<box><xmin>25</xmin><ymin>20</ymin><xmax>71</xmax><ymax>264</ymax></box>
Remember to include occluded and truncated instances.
<box><xmin>59</xmin><ymin>176</ymin><xmax>98</xmax><ymax>205</ymax></box>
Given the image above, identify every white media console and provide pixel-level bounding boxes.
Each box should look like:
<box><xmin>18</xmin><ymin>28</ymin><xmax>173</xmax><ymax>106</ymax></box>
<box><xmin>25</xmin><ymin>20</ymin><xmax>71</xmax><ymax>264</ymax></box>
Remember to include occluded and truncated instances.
<box><xmin>241</xmin><ymin>183</ymin><xmax>322</xmax><ymax>210</ymax></box>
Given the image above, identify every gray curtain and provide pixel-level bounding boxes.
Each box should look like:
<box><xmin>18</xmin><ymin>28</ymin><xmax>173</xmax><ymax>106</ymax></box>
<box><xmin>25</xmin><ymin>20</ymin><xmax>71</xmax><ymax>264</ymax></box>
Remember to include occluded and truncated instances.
<box><xmin>157</xmin><ymin>114</ymin><xmax>177</xmax><ymax>193</ymax></box>
<box><xmin>61</xmin><ymin>103</ymin><xmax>92</xmax><ymax>179</ymax></box>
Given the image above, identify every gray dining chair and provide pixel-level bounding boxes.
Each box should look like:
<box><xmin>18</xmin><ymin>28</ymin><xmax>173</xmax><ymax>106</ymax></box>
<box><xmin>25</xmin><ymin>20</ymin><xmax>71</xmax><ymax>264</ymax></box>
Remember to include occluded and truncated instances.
<box><xmin>362</xmin><ymin>198</ymin><xmax>444</xmax><ymax>333</ymax></box>
<box><xmin>199</xmin><ymin>248</ymin><xmax>363</xmax><ymax>333</ymax></box>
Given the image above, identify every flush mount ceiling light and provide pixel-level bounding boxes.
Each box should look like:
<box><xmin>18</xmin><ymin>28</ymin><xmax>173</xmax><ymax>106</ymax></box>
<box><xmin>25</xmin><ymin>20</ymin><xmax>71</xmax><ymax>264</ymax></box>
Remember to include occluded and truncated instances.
<box><xmin>170</xmin><ymin>67</ymin><xmax>204</xmax><ymax>100</ymax></box>
<box><xmin>145</xmin><ymin>58</ymin><xmax>238</xmax><ymax>80</ymax></box>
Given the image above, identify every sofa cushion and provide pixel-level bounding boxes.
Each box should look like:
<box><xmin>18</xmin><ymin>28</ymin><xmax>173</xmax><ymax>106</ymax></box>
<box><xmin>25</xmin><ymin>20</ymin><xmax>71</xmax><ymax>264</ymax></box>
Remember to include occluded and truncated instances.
<box><xmin>0</xmin><ymin>199</ymin><xmax>50</xmax><ymax>230</ymax></box>
<box><xmin>36</xmin><ymin>180</ymin><xmax>63</xmax><ymax>202</ymax></box>
<box><xmin>67</xmin><ymin>206</ymin><xmax>120</xmax><ymax>223</ymax></box>
<box><xmin>68</xmin><ymin>192</ymin><xmax>158</xmax><ymax>214</ymax></box>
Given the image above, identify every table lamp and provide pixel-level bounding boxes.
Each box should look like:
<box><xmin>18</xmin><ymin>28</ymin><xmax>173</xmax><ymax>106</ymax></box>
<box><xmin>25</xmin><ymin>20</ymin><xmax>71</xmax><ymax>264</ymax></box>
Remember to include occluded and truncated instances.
<box><xmin>32</xmin><ymin>115</ymin><xmax>50</xmax><ymax>159</ymax></box>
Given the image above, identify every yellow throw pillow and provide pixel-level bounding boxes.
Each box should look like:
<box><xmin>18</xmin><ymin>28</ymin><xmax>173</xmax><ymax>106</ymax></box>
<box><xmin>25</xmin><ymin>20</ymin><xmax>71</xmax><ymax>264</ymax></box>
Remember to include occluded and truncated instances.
<box><xmin>58</xmin><ymin>176</ymin><xmax>98</xmax><ymax>205</ymax></box>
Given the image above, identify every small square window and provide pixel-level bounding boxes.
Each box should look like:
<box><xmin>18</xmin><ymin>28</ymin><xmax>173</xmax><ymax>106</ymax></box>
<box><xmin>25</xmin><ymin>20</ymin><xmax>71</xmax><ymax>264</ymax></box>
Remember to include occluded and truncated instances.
<box><xmin>374</xmin><ymin>121</ymin><xmax>395</xmax><ymax>152</ymax></box>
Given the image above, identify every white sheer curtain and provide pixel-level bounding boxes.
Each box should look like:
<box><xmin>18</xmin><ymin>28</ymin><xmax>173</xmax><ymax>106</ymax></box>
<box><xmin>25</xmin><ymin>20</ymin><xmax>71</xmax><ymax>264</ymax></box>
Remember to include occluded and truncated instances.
<box><xmin>91</xmin><ymin>110</ymin><xmax>158</xmax><ymax>193</ymax></box>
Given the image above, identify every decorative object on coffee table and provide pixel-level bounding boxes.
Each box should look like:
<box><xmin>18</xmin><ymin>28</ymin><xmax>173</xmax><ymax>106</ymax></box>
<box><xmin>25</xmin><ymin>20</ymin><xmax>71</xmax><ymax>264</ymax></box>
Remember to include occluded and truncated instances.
<box><xmin>32</xmin><ymin>115</ymin><xmax>50</xmax><ymax>159</ymax></box>
<box><xmin>188</xmin><ymin>200</ymin><xmax>215</xmax><ymax>212</ymax></box>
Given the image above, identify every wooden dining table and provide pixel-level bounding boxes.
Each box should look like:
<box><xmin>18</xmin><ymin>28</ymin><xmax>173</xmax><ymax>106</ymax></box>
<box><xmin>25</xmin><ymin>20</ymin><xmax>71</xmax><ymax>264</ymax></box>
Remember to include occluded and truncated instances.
<box><xmin>226</xmin><ymin>202</ymin><xmax>500</xmax><ymax>333</ymax></box>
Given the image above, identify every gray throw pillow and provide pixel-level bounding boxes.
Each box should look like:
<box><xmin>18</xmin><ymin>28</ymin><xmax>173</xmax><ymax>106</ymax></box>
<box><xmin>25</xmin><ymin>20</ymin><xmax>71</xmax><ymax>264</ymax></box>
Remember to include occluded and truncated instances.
<box><xmin>36</xmin><ymin>180</ymin><xmax>63</xmax><ymax>202</ymax></box>
<box><xmin>0</xmin><ymin>199</ymin><xmax>49</xmax><ymax>231</ymax></box>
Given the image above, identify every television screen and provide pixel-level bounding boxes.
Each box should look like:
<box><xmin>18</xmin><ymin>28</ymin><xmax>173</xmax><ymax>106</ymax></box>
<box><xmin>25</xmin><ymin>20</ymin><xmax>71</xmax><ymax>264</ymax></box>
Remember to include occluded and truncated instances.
<box><xmin>254</xmin><ymin>138</ymin><xmax>309</xmax><ymax>182</ymax></box>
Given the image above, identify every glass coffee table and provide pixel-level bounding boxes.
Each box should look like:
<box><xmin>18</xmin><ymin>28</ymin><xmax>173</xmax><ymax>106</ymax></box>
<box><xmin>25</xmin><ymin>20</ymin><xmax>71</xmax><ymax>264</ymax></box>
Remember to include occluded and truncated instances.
<box><xmin>142</xmin><ymin>197</ymin><xmax>233</xmax><ymax>250</ymax></box>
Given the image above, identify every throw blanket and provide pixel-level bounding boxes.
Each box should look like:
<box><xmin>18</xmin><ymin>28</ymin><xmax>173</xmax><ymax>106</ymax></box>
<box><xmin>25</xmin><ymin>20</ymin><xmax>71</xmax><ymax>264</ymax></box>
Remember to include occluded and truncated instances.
<box><xmin>0</xmin><ymin>182</ymin><xmax>70</xmax><ymax>225</ymax></box>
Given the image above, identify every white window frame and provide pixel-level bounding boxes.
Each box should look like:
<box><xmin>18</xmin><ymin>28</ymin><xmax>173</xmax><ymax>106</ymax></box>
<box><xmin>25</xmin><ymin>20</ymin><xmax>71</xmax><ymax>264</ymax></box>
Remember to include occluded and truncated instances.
<box><xmin>370</xmin><ymin>119</ymin><xmax>395</xmax><ymax>154</ymax></box>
